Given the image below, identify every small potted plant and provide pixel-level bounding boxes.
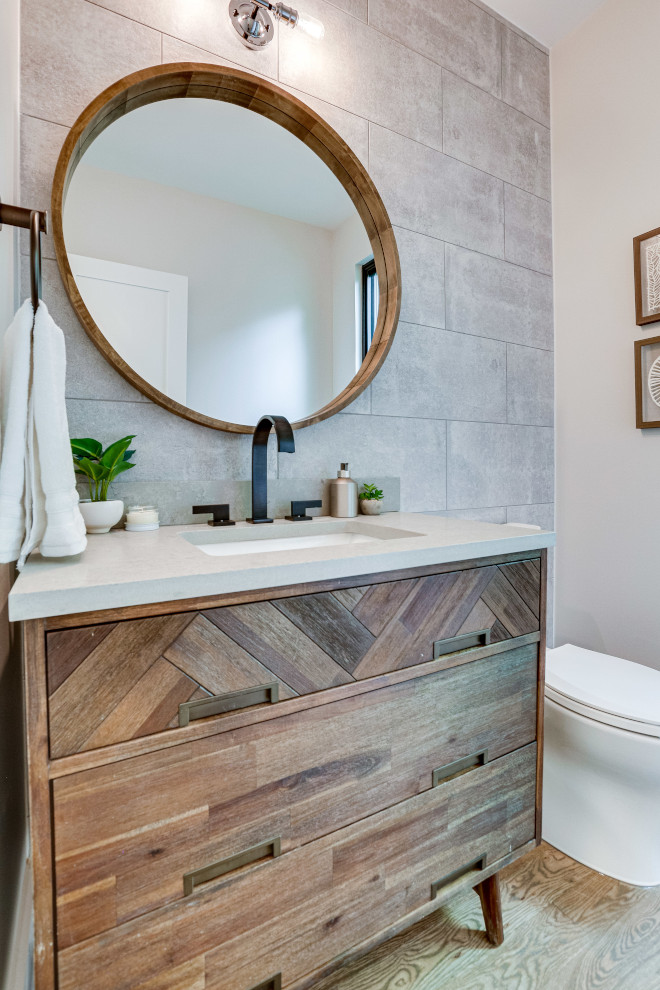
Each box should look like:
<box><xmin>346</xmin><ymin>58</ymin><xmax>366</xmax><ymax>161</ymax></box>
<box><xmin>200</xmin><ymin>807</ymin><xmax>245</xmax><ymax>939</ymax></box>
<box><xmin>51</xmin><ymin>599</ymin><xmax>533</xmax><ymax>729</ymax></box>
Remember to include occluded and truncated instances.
<box><xmin>358</xmin><ymin>482</ymin><xmax>384</xmax><ymax>515</ymax></box>
<box><xmin>71</xmin><ymin>435</ymin><xmax>136</xmax><ymax>533</ymax></box>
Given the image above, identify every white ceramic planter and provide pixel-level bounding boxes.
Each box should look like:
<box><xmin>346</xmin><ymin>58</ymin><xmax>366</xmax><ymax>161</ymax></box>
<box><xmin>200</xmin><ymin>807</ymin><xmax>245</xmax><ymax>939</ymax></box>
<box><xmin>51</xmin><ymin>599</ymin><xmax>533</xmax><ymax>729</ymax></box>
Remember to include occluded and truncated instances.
<box><xmin>359</xmin><ymin>499</ymin><xmax>383</xmax><ymax>515</ymax></box>
<box><xmin>79</xmin><ymin>499</ymin><xmax>124</xmax><ymax>534</ymax></box>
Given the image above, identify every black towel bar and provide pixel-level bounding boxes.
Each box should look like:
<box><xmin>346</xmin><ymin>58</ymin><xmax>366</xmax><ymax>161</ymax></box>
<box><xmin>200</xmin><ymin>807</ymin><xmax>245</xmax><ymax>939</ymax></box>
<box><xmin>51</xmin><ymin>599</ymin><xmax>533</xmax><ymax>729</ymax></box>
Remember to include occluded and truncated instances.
<box><xmin>0</xmin><ymin>196</ymin><xmax>48</xmax><ymax>313</ymax></box>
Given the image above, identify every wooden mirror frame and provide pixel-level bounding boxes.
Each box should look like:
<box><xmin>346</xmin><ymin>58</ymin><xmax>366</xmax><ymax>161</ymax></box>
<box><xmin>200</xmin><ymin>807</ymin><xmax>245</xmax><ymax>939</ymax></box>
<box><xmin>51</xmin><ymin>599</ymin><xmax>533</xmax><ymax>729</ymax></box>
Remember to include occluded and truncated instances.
<box><xmin>51</xmin><ymin>63</ymin><xmax>401</xmax><ymax>434</ymax></box>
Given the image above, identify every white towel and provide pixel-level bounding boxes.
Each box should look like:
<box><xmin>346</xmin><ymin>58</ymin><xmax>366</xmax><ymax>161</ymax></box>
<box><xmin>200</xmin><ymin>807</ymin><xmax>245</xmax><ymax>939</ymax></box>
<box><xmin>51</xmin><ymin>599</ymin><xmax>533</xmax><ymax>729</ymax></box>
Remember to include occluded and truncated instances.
<box><xmin>0</xmin><ymin>299</ymin><xmax>87</xmax><ymax>568</ymax></box>
<box><xmin>0</xmin><ymin>299</ymin><xmax>33</xmax><ymax>563</ymax></box>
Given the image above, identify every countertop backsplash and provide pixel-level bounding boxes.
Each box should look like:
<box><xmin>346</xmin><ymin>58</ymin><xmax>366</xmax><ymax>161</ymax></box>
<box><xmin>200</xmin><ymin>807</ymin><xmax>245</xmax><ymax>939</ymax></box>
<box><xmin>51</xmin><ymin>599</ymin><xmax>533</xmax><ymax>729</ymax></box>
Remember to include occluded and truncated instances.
<box><xmin>78</xmin><ymin>477</ymin><xmax>401</xmax><ymax>527</ymax></box>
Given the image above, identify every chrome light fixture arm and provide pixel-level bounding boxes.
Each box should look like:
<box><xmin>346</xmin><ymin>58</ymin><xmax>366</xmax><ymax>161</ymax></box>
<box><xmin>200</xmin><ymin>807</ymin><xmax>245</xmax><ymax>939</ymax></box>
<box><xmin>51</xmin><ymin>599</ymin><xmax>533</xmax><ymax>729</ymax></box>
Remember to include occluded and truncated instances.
<box><xmin>228</xmin><ymin>0</ymin><xmax>324</xmax><ymax>49</ymax></box>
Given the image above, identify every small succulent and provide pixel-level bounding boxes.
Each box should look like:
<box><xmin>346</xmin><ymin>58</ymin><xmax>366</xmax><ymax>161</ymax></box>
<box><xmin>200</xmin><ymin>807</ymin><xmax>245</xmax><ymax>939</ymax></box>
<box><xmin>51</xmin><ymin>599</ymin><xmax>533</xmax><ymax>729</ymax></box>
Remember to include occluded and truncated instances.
<box><xmin>359</xmin><ymin>483</ymin><xmax>384</xmax><ymax>502</ymax></box>
<box><xmin>71</xmin><ymin>435</ymin><xmax>136</xmax><ymax>501</ymax></box>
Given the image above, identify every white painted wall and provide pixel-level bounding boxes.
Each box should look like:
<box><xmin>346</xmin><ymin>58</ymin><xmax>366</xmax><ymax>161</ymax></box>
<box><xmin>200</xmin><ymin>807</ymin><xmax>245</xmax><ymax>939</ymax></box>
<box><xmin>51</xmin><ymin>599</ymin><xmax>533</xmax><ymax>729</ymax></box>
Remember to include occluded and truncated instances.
<box><xmin>0</xmin><ymin>0</ymin><xmax>19</xmax><ymax>327</ymax></box>
<box><xmin>552</xmin><ymin>0</ymin><xmax>660</xmax><ymax>669</ymax></box>
<box><xmin>64</xmin><ymin>165</ymin><xmax>336</xmax><ymax>425</ymax></box>
<box><xmin>0</xmin><ymin>4</ymin><xmax>31</xmax><ymax>989</ymax></box>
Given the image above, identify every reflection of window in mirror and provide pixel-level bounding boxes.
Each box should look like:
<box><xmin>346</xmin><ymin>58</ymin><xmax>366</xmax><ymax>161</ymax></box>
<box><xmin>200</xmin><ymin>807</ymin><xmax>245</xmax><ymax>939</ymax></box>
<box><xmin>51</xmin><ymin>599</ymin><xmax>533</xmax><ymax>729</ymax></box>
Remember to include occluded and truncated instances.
<box><xmin>361</xmin><ymin>257</ymin><xmax>378</xmax><ymax>361</ymax></box>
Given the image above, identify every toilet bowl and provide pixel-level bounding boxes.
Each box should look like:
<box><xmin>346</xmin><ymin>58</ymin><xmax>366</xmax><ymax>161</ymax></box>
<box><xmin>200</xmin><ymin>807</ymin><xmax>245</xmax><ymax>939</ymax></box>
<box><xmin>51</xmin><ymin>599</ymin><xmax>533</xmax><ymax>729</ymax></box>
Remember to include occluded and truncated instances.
<box><xmin>543</xmin><ymin>643</ymin><xmax>660</xmax><ymax>886</ymax></box>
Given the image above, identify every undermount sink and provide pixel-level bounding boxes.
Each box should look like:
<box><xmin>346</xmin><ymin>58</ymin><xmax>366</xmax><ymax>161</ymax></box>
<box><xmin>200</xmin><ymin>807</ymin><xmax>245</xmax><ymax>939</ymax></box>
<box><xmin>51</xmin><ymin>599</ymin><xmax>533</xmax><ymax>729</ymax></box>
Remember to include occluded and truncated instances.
<box><xmin>183</xmin><ymin>520</ymin><xmax>420</xmax><ymax>558</ymax></box>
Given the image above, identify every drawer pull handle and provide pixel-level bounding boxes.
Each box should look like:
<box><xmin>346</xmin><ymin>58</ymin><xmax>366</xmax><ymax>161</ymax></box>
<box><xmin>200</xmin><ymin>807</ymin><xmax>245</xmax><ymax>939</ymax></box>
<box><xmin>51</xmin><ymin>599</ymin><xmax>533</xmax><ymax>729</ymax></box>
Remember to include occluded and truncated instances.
<box><xmin>433</xmin><ymin>628</ymin><xmax>490</xmax><ymax>659</ymax></box>
<box><xmin>431</xmin><ymin>853</ymin><xmax>488</xmax><ymax>899</ymax></box>
<box><xmin>183</xmin><ymin>837</ymin><xmax>282</xmax><ymax>896</ymax></box>
<box><xmin>432</xmin><ymin>749</ymin><xmax>488</xmax><ymax>787</ymax></box>
<box><xmin>179</xmin><ymin>681</ymin><xmax>280</xmax><ymax>727</ymax></box>
<box><xmin>248</xmin><ymin>977</ymin><xmax>282</xmax><ymax>990</ymax></box>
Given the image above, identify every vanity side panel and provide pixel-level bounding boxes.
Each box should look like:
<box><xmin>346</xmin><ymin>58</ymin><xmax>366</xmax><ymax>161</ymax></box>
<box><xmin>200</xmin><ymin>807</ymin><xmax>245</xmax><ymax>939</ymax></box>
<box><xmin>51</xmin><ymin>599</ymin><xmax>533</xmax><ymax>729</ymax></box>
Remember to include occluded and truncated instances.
<box><xmin>536</xmin><ymin>548</ymin><xmax>548</xmax><ymax>844</ymax></box>
<box><xmin>23</xmin><ymin>619</ymin><xmax>56</xmax><ymax>990</ymax></box>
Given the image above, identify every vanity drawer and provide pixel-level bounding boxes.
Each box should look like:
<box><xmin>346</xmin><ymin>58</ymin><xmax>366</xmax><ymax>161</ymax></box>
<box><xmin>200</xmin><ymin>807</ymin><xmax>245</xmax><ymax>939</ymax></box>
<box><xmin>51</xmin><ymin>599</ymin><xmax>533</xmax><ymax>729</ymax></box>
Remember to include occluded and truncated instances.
<box><xmin>52</xmin><ymin>644</ymin><xmax>538</xmax><ymax>948</ymax></box>
<box><xmin>56</xmin><ymin>744</ymin><xmax>537</xmax><ymax>990</ymax></box>
<box><xmin>45</xmin><ymin>558</ymin><xmax>540</xmax><ymax>759</ymax></box>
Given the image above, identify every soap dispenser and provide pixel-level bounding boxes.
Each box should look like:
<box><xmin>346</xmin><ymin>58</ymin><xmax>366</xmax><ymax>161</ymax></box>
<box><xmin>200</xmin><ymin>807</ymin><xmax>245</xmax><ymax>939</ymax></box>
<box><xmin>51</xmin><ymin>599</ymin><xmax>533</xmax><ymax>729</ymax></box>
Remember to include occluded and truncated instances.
<box><xmin>330</xmin><ymin>463</ymin><xmax>358</xmax><ymax>518</ymax></box>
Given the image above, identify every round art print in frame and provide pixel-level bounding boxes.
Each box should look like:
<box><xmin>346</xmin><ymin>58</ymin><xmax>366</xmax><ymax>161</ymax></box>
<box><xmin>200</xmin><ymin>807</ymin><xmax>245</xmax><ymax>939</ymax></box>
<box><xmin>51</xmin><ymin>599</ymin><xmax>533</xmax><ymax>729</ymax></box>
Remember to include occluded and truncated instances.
<box><xmin>634</xmin><ymin>334</ymin><xmax>660</xmax><ymax>428</ymax></box>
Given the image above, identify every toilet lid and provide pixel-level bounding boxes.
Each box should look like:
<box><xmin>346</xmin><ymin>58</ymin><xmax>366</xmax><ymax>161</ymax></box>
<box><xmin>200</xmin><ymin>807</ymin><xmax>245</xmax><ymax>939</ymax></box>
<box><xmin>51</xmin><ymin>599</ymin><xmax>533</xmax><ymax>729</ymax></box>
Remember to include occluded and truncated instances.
<box><xmin>546</xmin><ymin>644</ymin><xmax>660</xmax><ymax>728</ymax></box>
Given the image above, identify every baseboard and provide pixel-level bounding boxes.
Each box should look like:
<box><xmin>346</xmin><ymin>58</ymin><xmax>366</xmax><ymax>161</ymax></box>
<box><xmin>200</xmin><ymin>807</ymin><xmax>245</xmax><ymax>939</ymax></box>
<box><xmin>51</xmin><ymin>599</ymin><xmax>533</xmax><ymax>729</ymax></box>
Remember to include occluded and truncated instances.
<box><xmin>2</xmin><ymin>843</ymin><xmax>33</xmax><ymax>990</ymax></box>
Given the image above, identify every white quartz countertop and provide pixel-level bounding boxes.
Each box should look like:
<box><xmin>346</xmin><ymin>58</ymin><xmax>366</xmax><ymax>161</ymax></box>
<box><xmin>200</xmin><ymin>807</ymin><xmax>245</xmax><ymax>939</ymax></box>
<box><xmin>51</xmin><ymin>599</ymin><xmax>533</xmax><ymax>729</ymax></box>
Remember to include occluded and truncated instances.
<box><xmin>8</xmin><ymin>513</ymin><xmax>555</xmax><ymax>622</ymax></box>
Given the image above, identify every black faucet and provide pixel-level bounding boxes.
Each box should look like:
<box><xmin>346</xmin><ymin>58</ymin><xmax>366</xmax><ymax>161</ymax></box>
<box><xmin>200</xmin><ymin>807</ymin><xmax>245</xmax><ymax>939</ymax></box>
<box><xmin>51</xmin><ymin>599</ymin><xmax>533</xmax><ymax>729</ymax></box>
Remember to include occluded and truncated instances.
<box><xmin>247</xmin><ymin>414</ymin><xmax>295</xmax><ymax>523</ymax></box>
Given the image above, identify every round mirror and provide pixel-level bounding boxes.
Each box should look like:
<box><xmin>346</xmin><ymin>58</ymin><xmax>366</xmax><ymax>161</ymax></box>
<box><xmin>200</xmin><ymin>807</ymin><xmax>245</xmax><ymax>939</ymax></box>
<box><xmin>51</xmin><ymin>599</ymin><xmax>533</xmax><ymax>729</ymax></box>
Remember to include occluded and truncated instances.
<box><xmin>52</xmin><ymin>64</ymin><xmax>400</xmax><ymax>433</ymax></box>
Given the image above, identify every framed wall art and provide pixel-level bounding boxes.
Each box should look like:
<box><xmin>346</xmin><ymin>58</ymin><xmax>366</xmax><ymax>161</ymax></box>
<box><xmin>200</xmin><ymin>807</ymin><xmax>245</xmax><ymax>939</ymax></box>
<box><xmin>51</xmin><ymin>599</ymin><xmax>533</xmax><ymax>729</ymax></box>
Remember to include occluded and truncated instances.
<box><xmin>635</xmin><ymin>335</ymin><xmax>660</xmax><ymax>428</ymax></box>
<box><xmin>634</xmin><ymin>226</ymin><xmax>660</xmax><ymax>325</ymax></box>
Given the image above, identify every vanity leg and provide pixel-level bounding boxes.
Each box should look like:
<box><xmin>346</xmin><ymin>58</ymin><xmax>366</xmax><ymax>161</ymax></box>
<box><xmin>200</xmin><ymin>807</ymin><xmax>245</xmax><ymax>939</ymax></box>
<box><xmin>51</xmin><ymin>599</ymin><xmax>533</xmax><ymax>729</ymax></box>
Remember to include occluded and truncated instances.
<box><xmin>474</xmin><ymin>872</ymin><xmax>504</xmax><ymax>946</ymax></box>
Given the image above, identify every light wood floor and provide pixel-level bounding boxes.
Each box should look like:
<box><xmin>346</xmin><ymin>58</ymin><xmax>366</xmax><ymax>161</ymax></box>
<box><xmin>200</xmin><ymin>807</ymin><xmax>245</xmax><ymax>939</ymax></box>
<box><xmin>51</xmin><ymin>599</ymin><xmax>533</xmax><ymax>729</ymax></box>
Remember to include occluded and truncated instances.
<box><xmin>316</xmin><ymin>843</ymin><xmax>660</xmax><ymax>990</ymax></box>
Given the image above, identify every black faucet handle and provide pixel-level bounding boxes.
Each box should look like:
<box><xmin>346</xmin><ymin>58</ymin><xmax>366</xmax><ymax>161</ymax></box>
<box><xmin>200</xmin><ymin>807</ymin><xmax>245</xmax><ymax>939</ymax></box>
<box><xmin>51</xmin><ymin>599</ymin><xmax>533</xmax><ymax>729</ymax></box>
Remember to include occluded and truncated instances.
<box><xmin>192</xmin><ymin>503</ymin><xmax>236</xmax><ymax>527</ymax></box>
<box><xmin>285</xmin><ymin>500</ymin><xmax>322</xmax><ymax>521</ymax></box>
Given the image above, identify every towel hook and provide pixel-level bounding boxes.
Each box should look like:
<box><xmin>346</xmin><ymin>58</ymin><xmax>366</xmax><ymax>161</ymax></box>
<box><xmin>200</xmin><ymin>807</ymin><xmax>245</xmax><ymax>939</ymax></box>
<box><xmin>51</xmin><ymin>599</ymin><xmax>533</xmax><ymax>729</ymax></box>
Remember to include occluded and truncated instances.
<box><xmin>29</xmin><ymin>210</ymin><xmax>42</xmax><ymax>313</ymax></box>
<box><xmin>0</xmin><ymin>196</ymin><xmax>48</xmax><ymax>314</ymax></box>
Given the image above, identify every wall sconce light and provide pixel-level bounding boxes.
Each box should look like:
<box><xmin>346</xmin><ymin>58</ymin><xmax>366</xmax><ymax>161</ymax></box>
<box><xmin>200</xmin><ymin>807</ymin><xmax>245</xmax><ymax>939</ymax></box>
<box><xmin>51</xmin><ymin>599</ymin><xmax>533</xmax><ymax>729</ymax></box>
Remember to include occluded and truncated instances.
<box><xmin>229</xmin><ymin>0</ymin><xmax>325</xmax><ymax>49</ymax></box>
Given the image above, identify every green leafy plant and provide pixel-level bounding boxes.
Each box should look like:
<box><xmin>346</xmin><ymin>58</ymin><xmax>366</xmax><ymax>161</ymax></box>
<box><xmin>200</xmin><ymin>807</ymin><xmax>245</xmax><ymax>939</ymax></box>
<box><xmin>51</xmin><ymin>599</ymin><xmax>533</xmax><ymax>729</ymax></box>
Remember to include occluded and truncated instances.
<box><xmin>358</xmin><ymin>483</ymin><xmax>384</xmax><ymax>502</ymax></box>
<box><xmin>71</xmin><ymin>435</ymin><xmax>136</xmax><ymax>502</ymax></box>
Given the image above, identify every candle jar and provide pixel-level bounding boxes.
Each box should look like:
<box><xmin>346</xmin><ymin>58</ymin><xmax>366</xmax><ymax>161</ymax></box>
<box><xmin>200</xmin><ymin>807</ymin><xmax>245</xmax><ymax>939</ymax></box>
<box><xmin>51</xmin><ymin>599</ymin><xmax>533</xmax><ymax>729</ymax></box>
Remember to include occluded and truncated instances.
<box><xmin>125</xmin><ymin>505</ymin><xmax>160</xmax><ymax>531</ymax></box>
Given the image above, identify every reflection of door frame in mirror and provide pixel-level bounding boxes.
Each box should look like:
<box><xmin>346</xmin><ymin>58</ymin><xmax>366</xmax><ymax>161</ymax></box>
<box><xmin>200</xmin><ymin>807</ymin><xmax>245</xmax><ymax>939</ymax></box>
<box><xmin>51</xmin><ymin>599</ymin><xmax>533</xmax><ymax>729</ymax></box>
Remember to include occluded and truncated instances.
<box><xmin>51</xmin><ymin>63</ymin><xmax>401</xmax><ymax>434</ymax></box>
<box><xmin>68</xmin><ymin>254</ymin><xmax>189</xmax><ymax>405</ymax></box>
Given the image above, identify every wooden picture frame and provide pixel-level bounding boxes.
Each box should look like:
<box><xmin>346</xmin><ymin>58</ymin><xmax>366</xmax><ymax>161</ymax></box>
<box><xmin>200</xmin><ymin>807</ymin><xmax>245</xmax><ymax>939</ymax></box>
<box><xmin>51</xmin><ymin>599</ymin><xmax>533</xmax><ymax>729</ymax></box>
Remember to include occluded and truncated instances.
<box><xmin>634</xmin><ymin>226</ymin><xmax>660</xmax><ymax>325</ymax></box>
<box><xmin>51</xmin><ymin>63</ymin><xmax>401</xmax><ymax>435</ymax></box>
<box><xmin>635</xmin><ymin>334</ymin><xmax>660</xmax><ymax>428</ymax></box>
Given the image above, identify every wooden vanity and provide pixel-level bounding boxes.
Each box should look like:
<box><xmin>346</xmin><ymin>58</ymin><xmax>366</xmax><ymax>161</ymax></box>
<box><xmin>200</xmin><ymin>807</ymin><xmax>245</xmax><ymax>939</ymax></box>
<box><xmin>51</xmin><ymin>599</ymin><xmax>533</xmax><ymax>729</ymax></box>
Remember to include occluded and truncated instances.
<box><xmin>21</xmin><ymin>543</ymin><xmax>547</xmax><ymax>990</ymax></box>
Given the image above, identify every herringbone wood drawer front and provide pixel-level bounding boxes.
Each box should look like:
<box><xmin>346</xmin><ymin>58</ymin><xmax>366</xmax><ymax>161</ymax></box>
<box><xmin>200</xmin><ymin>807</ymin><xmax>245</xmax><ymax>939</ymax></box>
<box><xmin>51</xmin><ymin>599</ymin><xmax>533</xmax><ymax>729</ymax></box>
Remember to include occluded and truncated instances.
<box><xmin>52</xmin><ymin>644</ymin><xmax>538</xmax><ymax>948</ymax></box>
<box><xmin>46</xmin><ymin>559</ymin><xmax>540</xmax><ymax>758</ymax></box>
<box><xmin>55</xmin><ymin>745</ymin><xmax>537</xmax><ymax>990</ymax></box>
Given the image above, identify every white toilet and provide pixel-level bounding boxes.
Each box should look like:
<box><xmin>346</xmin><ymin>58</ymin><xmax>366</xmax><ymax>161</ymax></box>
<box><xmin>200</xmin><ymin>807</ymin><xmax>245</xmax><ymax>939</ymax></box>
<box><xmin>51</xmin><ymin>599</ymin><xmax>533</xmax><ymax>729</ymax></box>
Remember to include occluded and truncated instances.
<box><xmin>543</xmin><ymin>643</ymin><xmax>660</xmax><ymax>886</ymax></box>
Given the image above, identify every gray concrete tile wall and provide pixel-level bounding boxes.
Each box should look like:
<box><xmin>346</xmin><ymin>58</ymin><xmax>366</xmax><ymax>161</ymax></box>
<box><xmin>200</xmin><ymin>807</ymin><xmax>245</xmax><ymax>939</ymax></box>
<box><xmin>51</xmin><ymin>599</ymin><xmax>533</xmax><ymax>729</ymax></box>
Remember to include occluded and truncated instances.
<box><xmin>446</xmin><ymin>422</ymin><xmax>553</xmax><ymax>509</ymax></box>
<box><xmin>90</xmin><ymin>0</ymin><xmax>280</xmax><ymax>79</ymax></box>
<box><xmin>21</xmin><ymin>0</ymin><xmax>162</xmax><ymax>127</ymax></box>
<box><xmin>368</xmin><ymin>0</ymin><xmax>502</xmax><ymax>97</ymax></box>
<box><xmin>504</xmin><ymin>184</ymin><xmax>553</xmax><ymax>275</ymax></box>
<box><xmin>395</xmin><ymin>228</ymin><xmax>446</xmax><ymax>329</ymax></box>
<box><xmin>369</xmin><ymin>124</ymin><xmax>505</xmax><ymax>258</ymax></box>
<box><xmin>279</xmin><ymin>0</ymin><xmax>444</xmax><ymax>150</ymax></box>
<box><xmin>88</xmin><ymin>476</ymin><xmax>400</xmax><ymax>526</ymax></box>
<box><xmin>445</xmin><ymin>244</ymin><xmax>553</xmax><ymax>349</ymax></box>
<box><xmin>443</xmin><ymin>70</ymin><xmax>551</xmax><ymax>200</ymax></box>
<box><xmin>19</xmin><ymin>0</ymin><xmax>553</xmax><ymax>540</ymax></box>
<box><xmin>371</xmin><ymin>323</ymin><xmax>506</xmax><ymax>424</ymax></box>
<box><xmin>506</xmin><ymin>343</ymin><xmax>554</xmax><ymax>427</ymax></box>
<box><xmin>501</xmin><ymin>27</ymin><xmax>550</xmax><ymax>127</ymax></box>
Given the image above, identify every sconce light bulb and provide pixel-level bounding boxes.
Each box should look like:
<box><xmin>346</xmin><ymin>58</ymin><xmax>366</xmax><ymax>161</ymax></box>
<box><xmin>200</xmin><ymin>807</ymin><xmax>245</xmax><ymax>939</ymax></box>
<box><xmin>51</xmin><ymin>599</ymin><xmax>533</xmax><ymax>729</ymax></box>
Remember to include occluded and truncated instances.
<box><xmin>296</xmin><ymin>11</ymin><xmax>325</xmax><ymax>39</ymax></box>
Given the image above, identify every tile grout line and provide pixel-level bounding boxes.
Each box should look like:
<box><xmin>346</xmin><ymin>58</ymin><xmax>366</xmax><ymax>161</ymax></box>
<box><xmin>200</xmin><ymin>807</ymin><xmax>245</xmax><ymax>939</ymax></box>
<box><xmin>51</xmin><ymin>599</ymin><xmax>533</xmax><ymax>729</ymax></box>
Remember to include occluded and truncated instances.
<box><xmin>392</xmin><ymin>224</ymin><xmax>551</xmax><ymax>280</ymax></box>
<box><xmin>80</xmin><ymin>0</ymin><xmax>550</xmax><ymax>133</ymax></box>
<box><xmin>500</xmin><ymin>20</ymin><xmax>504</xmax><ymax>99</ymax></box>
<box><xmin>21</xmin><ymin>106</ymin><xmax>550</xmax><ymax>210</ymax></box>
<box><xmin>347</xmin><ymin>5</ymin><xmax>546</xmax><ymax>108</ymax></box>
<box><xmin>505</xmin><ymin>342</ymin><xmax>509</xmax><ymax>424</ymax></box>
<box><xmin>467</xmin><ymin>0</ymin><xmax>548</xmax><ymax>54</ymax></box>
<box><xmin>441</xmin><ymin>65</ymin><xmax>551</xmax><ymax>134</ymax></box>
<box><xmin>502</xmin><ymin>181</ymin><xmax>508</xmax><ymax>263</ymax></box>
<box><xmin>445</xmin><ymin>419</ymin><xmax>449</xmax><ymax>511</ymax></box>
<box><xmin>63</xmin><ymin>397</ymin><xmax>553</xmax><ymax>436</ymax></box>
<box><xmin>20</xmin><ymin>93</ymin><xmax>551</xmax><ymax>209</ymax></box>
<box><xmin>443</xmin><ymin>241</ymin><xmax>447</xmax><ymax>329</ymax></box>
